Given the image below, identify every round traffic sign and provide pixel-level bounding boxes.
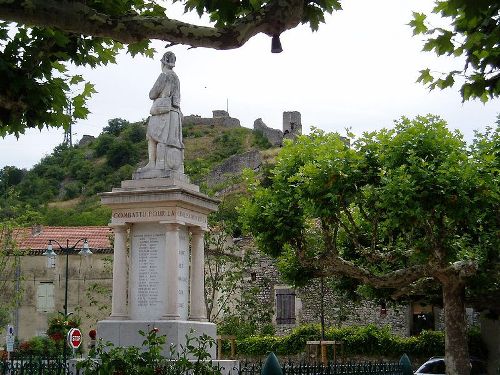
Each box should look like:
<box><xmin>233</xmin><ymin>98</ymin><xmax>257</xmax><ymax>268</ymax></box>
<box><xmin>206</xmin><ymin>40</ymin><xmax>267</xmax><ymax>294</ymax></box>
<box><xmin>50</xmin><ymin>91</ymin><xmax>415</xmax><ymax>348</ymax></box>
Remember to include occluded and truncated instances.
<box><xmin>67</xmin><ymin>328</ymin><xmax>82</xmax><ymax>349</ymax></box>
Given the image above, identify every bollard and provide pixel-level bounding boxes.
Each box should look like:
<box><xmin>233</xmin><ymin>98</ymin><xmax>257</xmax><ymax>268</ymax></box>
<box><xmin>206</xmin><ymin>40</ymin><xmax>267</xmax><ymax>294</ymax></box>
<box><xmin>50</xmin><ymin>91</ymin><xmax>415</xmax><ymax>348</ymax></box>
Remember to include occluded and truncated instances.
<box><xmin>399</xmin><ymin>353</ymin><xmax>412</xmax><ymax>375</ymax></box>
<box><xmin>262</xmin><ymin>353</ymin><xmax>283</xmax><ymax>375</ymax></box>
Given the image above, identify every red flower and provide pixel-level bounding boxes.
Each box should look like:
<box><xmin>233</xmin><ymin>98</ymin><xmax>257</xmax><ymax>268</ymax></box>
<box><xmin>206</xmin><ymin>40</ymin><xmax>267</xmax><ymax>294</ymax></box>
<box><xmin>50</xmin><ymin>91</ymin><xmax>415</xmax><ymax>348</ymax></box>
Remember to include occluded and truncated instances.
<box><xmin>89</xmin><ymin>329</ymin><xmax>97</xmax><ymax>339</ymax></box>
<box><xmin>50</xmin><ymin>332</ymin><xmax>64</xmax><ymax>341</ymax></box>
<box><xmin>19</xmin><ymin>342</ymin><xmax>31</xmax><ymax>351</ymax></box>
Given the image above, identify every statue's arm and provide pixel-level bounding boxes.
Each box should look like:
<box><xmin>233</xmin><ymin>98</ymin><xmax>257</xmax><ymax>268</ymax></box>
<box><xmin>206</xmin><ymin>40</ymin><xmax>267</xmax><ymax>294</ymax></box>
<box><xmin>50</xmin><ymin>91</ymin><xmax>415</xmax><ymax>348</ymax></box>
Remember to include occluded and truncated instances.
<box><xmin>149</xmin><ymin>73</ymin><xmax>166</xmax><ymax>100</ymax></box>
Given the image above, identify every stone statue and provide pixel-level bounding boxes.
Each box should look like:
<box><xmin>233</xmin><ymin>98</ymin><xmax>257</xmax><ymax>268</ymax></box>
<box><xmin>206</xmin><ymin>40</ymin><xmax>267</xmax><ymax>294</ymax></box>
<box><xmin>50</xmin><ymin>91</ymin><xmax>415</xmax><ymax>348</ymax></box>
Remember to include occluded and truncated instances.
<box><xmin>141</xmin><ymin>51</ymin><xmax>184</xmax><ymax>172</ymax></box>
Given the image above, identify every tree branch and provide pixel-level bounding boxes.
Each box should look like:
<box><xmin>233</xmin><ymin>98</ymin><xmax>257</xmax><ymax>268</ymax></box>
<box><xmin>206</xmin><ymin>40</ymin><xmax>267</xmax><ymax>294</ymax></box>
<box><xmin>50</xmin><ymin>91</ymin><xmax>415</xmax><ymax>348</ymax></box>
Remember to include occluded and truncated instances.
<box><xmin>319</xmin><ymin>254</ymin><xmax>428</xmax><ymax>289</ymax></box>
<box><xmin>0</xmin><ymin>0</ymin><xmax>305</xmax><ymax>50</ymax></box>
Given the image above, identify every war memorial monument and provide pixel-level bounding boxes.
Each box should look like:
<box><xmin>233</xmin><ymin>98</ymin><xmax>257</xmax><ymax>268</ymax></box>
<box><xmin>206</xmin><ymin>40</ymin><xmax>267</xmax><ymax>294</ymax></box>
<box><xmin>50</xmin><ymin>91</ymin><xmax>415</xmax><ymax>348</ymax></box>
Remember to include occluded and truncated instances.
<box><xmin>97</xmin><ymin>51</ymin><xmax>219</xmax><ymax>357</ymax></box>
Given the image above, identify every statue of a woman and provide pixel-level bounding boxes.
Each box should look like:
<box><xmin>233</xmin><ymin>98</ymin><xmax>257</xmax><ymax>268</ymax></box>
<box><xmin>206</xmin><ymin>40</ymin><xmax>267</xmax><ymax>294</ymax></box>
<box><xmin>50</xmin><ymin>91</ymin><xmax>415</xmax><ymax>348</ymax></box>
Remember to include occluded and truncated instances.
<box><xmin>142</xmin><ymin>51</ymin><xmax>184</xmax><ymax>172</ymax></box>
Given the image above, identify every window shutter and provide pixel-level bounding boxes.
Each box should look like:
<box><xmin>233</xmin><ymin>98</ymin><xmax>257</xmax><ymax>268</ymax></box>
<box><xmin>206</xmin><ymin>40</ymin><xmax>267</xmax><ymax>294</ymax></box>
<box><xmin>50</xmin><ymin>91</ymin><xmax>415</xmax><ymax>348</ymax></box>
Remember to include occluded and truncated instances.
<box><xmin>37</xmin><ymin>283</ymin><xmax>54</xmax><ymax>313</ymax></box>
<box><xmin>276</xmin><ymin>288</ymin><xmax>296</xmax><ymax>324</ymax></box>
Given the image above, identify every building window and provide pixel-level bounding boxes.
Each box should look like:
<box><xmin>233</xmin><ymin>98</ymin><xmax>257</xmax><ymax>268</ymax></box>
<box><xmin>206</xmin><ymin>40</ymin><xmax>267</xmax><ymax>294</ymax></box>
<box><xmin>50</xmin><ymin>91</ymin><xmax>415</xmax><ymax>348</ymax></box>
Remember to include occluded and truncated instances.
<box><xmin>37</xmin><ymin>282</ymin><xmax>54</xmax><ymax>313</ymax></box>
<box><xmin>411</xmin><ymin>301</ymin><xmax>434</xmax><ymax>335</ymax></box>
<box><xmin>275</xmin><ymin>288</ymin><xmax>295</xmax><ymax>324</ymax></box>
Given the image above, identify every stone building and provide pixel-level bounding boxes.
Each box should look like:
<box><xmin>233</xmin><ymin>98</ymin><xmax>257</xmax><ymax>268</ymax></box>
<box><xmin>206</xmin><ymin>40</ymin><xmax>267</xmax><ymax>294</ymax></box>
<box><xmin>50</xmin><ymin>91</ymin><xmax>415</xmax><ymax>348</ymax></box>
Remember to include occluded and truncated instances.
<box><xmin>0</xmin><ymin>226</ymin><xmax>113</xmax><ymax>343</ymax></box>
<box><xmin>253</xmin><ymin>111</ymin><xmax>303</xmax><ymax>147</ymax></box>
<box><xmin>233</xmin><ymin>237</ymin><xmax>482</xmax><ymax>337</ymax></box>
<box><xmin>2</xmin><ymin>227</ymin><xmax>485</xmax><ymax>345</ymax></box>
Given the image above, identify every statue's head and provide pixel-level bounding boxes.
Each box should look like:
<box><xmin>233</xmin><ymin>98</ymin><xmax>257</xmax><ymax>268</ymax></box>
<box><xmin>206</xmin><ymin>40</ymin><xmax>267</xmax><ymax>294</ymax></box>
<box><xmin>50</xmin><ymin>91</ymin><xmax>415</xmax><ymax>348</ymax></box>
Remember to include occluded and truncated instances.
<box><xmin>161</xmin><ymin>51</ymin><xmax>176</xmax><ymax>68</ymax></box>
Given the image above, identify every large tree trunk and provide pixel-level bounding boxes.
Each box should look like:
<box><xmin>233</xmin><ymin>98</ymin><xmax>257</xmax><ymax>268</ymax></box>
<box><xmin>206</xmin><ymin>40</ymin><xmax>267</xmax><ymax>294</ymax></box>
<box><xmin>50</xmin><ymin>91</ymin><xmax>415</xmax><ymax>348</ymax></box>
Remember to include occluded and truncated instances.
<box><xmin>442</xmin><ymin>277</ymin><xmax>470</xmax><ymax>375</ymax></box>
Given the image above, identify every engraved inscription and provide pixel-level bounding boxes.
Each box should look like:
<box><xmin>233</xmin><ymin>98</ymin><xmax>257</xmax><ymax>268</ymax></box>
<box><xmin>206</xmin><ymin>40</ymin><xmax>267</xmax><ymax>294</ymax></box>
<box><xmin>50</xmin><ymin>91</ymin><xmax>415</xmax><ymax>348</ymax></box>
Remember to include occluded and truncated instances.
<box><xmin>112</xmin><ymin>207</ymin><xmax>207</xmax><ymax>225</ymax></box>
<box><xmin>129</xmin><ymin>223</ymin><xmax>166</xmax><ymax>320</ymax></box>
<box><xmin>178</xmin><ymin>227</ymin><xmax>189</xmax><ymax>320</ymax></box>
<box><xmin>135</xmin><ymin>233</ymin><xmax>162</xmax><ymax>308</ymax></box>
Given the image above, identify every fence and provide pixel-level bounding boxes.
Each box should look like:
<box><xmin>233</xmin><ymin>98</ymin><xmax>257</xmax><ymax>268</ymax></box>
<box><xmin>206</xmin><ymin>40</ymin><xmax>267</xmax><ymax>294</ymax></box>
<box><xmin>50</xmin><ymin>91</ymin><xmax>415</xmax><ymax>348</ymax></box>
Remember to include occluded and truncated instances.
<box><xmin>1</xmin><ymin>357</ymin><xmax>410</xmax><ymax>375</ymax></box>
<box><xmin>0</xmin><ymin>358</ymin><xmax>69</xmax><ymax>375</ymax></box>
<box><xmin>236</xmin><ymin>361</ymin><xmax>407</xmax><ymax>375</ymax></box>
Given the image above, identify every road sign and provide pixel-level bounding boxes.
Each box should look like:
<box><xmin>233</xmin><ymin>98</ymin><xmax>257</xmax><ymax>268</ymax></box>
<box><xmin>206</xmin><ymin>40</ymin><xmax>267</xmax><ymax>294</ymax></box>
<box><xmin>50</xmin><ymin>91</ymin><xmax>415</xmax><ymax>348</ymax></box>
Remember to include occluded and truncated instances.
<box><xmin>6</xmin><ymin>325</ymin><xmax>15</xmax><ymax>353</ymax></box>
<box><xmin>67</xmin><ymin>328</ymin><xmax>82</xmax><ymax>349</ymax></box>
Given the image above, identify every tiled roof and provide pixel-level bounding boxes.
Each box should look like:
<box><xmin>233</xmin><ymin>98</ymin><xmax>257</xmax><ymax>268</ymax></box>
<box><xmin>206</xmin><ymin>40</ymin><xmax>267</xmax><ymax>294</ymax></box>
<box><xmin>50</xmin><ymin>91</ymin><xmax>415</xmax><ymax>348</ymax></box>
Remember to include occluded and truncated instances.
<box><xmin>12</xmin><ymin>226</ymin><xmax>113</xmax><ymax>255</ymax></box>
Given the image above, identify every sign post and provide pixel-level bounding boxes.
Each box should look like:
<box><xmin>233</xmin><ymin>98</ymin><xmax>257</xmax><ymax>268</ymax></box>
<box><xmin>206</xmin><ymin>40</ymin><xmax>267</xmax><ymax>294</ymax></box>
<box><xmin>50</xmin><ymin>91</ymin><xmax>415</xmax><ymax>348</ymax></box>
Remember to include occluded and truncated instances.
<box><xmin>67</xmin><ymin>328</ymin><xmax>82</xmax><ymax>358</ymax></box>
<box><xmin>6</xmin><ymin>325</ymin><xmax>15</xmax><ymax>361</ymax></box>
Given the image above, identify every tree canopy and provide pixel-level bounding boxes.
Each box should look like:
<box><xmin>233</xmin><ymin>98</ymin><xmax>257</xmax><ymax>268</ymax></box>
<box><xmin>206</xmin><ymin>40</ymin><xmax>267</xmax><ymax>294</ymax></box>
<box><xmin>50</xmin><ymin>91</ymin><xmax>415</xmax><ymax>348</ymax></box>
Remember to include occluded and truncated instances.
<box><xmin>1</xmin><ymin>0</ymin><xmax>499</xmax><ymax>137</ymax></box>
<box><xmin>0</xmin><ymin>0</ymin><xmax>340</xmax><ymax>137</ymax></box>
<box><xmin>411</xmin><ymin>0</ymin><xmax>500</xmax><ymax>102</ymax></box>
<box><xmin>240</xmin><ymin>116</ymin><xmax>499</xmax><ymax>374</ymax></box>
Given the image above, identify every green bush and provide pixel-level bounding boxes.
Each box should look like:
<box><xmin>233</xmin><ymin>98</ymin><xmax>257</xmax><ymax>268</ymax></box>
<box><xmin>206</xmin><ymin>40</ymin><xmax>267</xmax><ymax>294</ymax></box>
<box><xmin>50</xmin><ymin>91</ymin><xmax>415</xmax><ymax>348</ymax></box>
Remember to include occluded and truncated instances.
<box><xmin>212</xmin><ymin>129</ymin><xmax>246</xmax><ymax>161</ymax></box>
<box><xmin>94</xmin><ymin>134</ymin><xmax>115</xmax><ymax>157</ymax></box>
<box><xmin>236</xmin><ymin>324</ymin><xmax>485</xmax><ymax>359</ymax></box>
<box><xmin>78</xmin><ymin>329</ymin><xmax>220</xmax><ymax>375</ymax></box>
<box><xmin>17</xmin><ymin>335</ymin><xmax>60</xmax><ymax>358</ymax></box>
<box><xmin>217</xmin><ymin>316</ymin><xmax>258</xmax><ymax>339</ymax></box>
<box><xmin>252</xmin><ymin>130</ymin><xmax>272</xmax><ymax>149</ymax></box>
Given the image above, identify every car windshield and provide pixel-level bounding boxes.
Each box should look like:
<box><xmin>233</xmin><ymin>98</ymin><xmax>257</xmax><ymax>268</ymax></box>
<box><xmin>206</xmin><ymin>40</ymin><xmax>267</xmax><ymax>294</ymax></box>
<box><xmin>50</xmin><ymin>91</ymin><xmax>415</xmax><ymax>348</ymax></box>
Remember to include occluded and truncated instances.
<box><xmin>418</xmin><ymin>359</ymin><xmax>445</xmax><ymax>374</ymax></box>
<box><xmin>417</xmin><ymin>358</ymin><xmax>487</xmax><ymax>375</ymax></box>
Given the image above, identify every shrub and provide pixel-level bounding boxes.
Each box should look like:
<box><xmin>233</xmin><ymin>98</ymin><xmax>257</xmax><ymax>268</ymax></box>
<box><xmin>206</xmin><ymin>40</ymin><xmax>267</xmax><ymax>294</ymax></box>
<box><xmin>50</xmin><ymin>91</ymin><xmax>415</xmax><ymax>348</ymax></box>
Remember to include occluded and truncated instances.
<box><xmin>236</xmin><ymin>324</ymin><xmax>485</xmax><ymax>359</ymax></box>
<box><xmin>94</xmin><ymin>134</ymin><xmax>115</xmax><ymax>157</ymax></box>
<box><xmin>252</xmin><ymin>130</ymin><xmax>272</xmax><ymax>149</ymax></box>
<box><xmin>78</xmin><ymin>328</ymin><xmax>220</xmax><ymax>375</ymax></box>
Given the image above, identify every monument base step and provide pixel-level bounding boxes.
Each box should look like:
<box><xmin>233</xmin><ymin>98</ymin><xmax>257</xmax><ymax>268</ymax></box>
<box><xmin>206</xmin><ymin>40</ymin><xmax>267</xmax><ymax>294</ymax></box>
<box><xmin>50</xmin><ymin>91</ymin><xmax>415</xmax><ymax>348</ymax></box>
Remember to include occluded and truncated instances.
<box><xmin>97</xmin><ymin>319</ymin><xmax>216</xmax><ymax>358</ymax></box>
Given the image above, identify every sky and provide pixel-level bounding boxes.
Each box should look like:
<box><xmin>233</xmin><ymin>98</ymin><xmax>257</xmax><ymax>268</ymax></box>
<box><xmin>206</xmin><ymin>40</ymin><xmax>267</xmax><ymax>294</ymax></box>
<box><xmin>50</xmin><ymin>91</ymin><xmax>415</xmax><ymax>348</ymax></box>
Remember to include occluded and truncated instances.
<box><xmin>0</xmin><ymin>0</ymin><xmax>499</xmax><ymax>170</ymax></box>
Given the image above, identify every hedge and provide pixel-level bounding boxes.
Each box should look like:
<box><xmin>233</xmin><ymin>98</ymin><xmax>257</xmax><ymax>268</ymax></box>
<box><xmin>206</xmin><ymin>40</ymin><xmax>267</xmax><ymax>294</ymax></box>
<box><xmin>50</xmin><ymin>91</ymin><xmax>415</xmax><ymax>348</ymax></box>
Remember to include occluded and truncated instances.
<box><xmin>236</xmin><ymin>324</ymin><xmax>487</xmax><ymax>358</ymax></box>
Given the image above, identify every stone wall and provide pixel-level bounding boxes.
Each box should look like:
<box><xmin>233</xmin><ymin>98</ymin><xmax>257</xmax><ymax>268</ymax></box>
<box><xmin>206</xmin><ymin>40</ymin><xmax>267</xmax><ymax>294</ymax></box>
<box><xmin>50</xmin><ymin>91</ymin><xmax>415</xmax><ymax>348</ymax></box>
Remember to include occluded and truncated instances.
<box><xmin>237</xmin><ymin>237</ymin><xmax>411</xmax><ymax>336</ymax></box>
<box><xmin>283</xmin><ymin>111</ymin><xmax>302</xmax><ymax>140</ymax></box>
<box><xmin>297</xmin><ymin>280</ymin><xmax>410</xmax><ymax>337</ymax></box>
<box><xmin>184</xmin><ymin>111</ymin><xmax>241</xmax><ymax>128</ymax></box>
<box><xmin>78</xmin><ymin>135</ymin><xmax>95</xmax><ymax>147</ymax></box>
<box><xmin>253</xmin><ymin>118</ymin><xmax>283</xmax><ymax>147</ymax></box>
<box><xmin>206</xmin><ymin>150</ymin><xmax>262</xmax><ymax>188</ymax></box>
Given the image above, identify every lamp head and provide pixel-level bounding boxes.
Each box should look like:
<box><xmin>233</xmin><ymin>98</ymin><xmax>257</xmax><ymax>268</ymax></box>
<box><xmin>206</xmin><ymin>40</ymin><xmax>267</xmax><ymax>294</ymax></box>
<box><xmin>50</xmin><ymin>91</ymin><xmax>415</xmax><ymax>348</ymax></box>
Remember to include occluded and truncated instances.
<box><xmin>43</xmin><ymin>241</ymin><xmax>57</xmax><ymax>257</ymax></box>
<box><xmin>78</xmin><ymin>239</ymin><xmax>93</xmax><ymax>256</ymax></box>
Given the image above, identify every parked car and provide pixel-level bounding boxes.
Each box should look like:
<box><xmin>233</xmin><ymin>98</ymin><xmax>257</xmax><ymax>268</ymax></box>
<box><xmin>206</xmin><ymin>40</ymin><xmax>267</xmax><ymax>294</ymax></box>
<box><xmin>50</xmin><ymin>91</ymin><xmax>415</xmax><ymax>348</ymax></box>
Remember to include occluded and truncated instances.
<box><xmin>415</xmin><ymin>357</ymin><xmax>487</xmax><ymax>375</ymax></box>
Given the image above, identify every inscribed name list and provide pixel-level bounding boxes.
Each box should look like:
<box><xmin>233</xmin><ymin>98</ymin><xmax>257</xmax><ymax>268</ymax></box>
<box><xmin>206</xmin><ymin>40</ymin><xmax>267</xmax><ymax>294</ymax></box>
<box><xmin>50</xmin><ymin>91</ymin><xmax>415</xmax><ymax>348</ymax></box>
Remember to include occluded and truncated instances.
<box><xmin>129</xmin><ymin>223</ymin><xmax>166</xmax><ymax>320</ymax></box>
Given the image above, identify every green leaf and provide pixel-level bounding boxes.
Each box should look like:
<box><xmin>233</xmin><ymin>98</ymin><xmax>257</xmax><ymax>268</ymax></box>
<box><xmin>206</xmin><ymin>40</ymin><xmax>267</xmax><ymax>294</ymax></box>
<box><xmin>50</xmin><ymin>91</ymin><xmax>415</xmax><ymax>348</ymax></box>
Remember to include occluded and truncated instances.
<box><xmin>51</xmin><ymin>61</ymin><xmax>67</xmax><ymax>73</ymax></box>
<box><xmin>417</xmin><ymin>69</ymin><xmax>434</xmax><ymax>85</ymax></box>
<box><xmin>409</xmin><ymin>12</ymin><xmax>428</xmax><ymax>35</ymax></box>
<box><xmin>69</xmin><ymin>75</ymin><xmax>84</xmax><ymax>85</ymax></box>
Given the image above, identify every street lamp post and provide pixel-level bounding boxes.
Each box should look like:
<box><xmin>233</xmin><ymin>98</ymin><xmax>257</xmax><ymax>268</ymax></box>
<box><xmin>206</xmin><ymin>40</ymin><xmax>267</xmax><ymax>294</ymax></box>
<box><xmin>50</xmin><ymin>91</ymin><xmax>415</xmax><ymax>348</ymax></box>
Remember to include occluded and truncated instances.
<box><xmin>43</xmin><ymin>238</ymin><xmax>92</xmax><ymax>365</ymax></box>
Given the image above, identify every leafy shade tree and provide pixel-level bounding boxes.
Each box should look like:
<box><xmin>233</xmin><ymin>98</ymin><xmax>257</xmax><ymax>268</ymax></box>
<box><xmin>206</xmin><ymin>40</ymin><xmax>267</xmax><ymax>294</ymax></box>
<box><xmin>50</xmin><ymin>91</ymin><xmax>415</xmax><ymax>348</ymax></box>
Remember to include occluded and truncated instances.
<box><xmin>204</xmin><ymin>198</ymin><xmax>272</xmax><ymax>335</ymax></box>
<box><xmin>0</xmin><ymin>0</ymin><xmax>340</xmax><ymax>136</ymax></box>
<box><xmin>0</xmin><ymin>221</ymin><xmax>23</xmax><ymax>334</ymax></box>
<box><xmin>411</xmin><ymin>1</ymin><xmax>500</xmax><ymax>101</ymax></box>
<box><xmin>240</xmin><ymin>116</ymin><xmax>499</xmax><ymax>375</ymax></box>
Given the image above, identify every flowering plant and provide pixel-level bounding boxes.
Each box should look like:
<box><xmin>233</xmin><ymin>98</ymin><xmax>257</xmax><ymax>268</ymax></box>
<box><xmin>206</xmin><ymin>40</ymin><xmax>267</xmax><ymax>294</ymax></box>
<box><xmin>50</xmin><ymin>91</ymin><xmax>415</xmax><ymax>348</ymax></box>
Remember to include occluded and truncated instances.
<box><xmin>46</xmin><ymin>313</ymin><xmax>81</xmax><ymax>338</ymax></box>
<box><xmin>77</xmin><ymin>328</ymin><xmax>221</xmax><ymax>375</ymax></box>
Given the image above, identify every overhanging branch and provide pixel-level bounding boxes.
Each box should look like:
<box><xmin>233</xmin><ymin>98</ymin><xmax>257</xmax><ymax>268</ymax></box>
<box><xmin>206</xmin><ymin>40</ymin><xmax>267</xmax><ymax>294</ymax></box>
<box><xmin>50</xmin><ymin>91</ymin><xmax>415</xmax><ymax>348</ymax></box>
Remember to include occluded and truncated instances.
<box><xmin>318</xmin><ymin>255</ymin><xmax>429</xmax><ymax>289</ymax></box>
<box><xmin>0</xmin><ymin>0</ymin><xmax>305</xmax><ymax>50</ymax></box>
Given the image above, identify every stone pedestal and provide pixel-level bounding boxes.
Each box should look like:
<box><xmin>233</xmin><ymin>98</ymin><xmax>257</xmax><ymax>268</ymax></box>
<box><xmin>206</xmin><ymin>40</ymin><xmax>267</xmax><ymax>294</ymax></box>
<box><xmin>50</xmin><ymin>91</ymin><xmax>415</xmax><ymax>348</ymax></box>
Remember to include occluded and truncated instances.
<box><xmin>97</xmin><ymin>174</ymin><xmax>218</xmax><ymax>357</ymax></box>
<box><xmin>97</xmin><ymin>320</ymin><xmax>216</xmax><ymax>358</ymax></box>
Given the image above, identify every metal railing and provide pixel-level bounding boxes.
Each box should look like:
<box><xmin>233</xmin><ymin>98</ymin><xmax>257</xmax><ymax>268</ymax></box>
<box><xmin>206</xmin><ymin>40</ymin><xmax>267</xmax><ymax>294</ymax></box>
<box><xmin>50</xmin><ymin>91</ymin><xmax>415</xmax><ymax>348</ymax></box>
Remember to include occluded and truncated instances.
<box><xmin>1</xmin><ymin>357</ymin><xmax>409</xmax><ymax>375</ymax></box>
<box><xmin>236</xmin><ymin>360</ymin><xmax>406</xmax><ymax>375</ymax></box>
<box><xmin>1</xmin><ymin>357</ymin><xmax>70</xmax><ymax>375</ymax></box>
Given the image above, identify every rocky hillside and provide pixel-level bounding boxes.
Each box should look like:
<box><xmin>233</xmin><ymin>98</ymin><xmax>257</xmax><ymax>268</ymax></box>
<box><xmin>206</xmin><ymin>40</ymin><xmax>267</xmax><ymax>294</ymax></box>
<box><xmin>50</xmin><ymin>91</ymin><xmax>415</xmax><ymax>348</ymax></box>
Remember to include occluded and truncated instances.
<box><xmin>0</xmin><ymin>117</ymin><xmax>275</xmax><ymax>226</ymax></box>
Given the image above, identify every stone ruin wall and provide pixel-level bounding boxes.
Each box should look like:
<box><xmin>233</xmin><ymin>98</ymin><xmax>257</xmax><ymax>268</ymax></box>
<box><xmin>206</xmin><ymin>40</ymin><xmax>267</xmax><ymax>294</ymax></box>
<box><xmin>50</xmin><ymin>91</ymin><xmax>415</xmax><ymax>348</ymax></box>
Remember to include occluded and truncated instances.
<box><xmin>282</xmin><ymin>111</ymin><xmax>302</xmax><ymax>140</ymax></box>
<box><xmin>206</xmin><ymin>150</ymin><xmax>262</xmax><ymax>190</ymax></box>
<box><xmin>184</xmin><ymin>110</ymin><xmax>241</xmax><ymax>128</ymax></box>
<box><xmin>254</xmin><ymin>118</ymin><xmax>284</xmax><ymax>147</ymax></box>
<box><xmin>184</xmin><ymin>109</ymin><xmax>302</xmax><ymax>146</ymax></box>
